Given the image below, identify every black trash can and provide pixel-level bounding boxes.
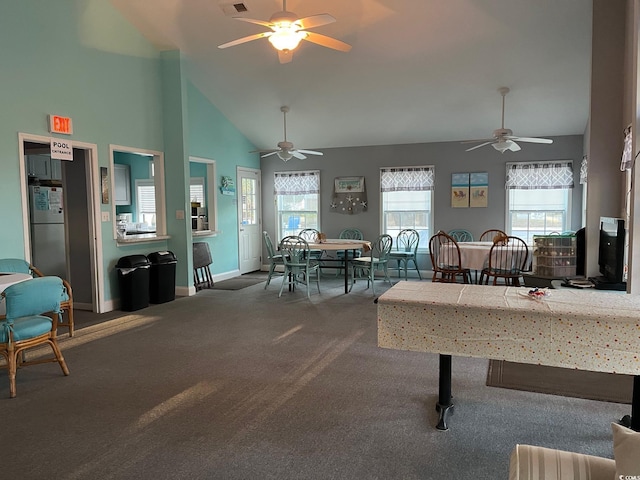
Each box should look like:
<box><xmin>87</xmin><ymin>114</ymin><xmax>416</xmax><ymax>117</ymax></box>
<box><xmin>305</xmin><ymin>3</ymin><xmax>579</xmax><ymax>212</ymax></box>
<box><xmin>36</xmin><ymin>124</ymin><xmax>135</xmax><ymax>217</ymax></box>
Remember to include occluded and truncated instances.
<box><xmin>116</xmin><ymin>254</ymin><xmax>151</xmax><ymax>311</ymax></box>
<box><xmin>148</xmin><ymin>251</ymin><xmax>177</xmax><ymax>304</ymax></box>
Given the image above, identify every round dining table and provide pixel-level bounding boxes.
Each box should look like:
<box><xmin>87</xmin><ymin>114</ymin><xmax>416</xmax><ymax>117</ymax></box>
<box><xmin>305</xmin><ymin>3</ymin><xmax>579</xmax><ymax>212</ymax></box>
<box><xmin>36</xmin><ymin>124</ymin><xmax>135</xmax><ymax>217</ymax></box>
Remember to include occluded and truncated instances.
<box><xmin>0</xmin><ymin>273</ymin><xmax>32</xmax><ymax>316</ymax></box>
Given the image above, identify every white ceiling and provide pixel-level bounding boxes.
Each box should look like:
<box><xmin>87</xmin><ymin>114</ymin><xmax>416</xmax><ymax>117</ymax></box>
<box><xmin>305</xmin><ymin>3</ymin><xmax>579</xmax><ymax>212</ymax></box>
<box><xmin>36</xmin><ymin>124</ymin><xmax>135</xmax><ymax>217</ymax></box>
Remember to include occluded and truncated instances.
<box><xmin>110</xmin><ymin>0</ymin><xmax>593</xmax><ymax>153</ymax></box>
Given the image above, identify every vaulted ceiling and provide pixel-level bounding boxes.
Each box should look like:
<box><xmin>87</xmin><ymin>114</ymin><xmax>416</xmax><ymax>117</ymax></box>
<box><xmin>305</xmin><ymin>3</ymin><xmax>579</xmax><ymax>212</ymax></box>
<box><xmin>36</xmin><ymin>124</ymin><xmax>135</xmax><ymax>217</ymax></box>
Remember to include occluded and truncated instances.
<box><xmin>110</xmin><ymin>0</ymin><xmax>592</xmax><ymax>153</ymax></box>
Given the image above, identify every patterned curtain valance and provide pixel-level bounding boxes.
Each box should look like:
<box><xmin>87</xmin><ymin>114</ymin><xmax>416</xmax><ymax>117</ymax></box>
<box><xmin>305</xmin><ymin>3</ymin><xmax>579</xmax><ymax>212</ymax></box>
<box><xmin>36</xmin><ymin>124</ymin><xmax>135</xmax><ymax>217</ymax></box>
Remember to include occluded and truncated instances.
<box><xmin>505</xmin><ymin>161</ymin><xmax>574</xmax><ymax>190</ymax></box>
<box><xmin>620</xmin><ymin>127</ymin><xmax>633</xmax><ymax>171</ymax></box>
<box><xmin>274</xmin><ymin>170</ymin><xmax>320</xmax><ymax>195</ymax></box>
<box><xmin>580</xmin><ymin>156</ymin><xmax>588</xmax><ymax>184</ymax></box>
<box><xmin>380</xmin><ymin>166</ymin><xmax>435</xmax><ymax>192</ymax></box>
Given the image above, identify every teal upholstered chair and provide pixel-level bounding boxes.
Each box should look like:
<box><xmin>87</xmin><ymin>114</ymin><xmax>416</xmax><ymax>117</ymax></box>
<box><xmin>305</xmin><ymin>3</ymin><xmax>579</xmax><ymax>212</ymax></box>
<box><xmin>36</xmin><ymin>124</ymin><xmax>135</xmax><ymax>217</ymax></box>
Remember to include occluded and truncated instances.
<box><xmin>389</xmin><ymin>229</ymin><xmax>422</xmax><ymax>280</ymax></box>
<box><xmin>263</xmin><ymin>231</ymin><xmax>284</xmax><ymax>289</ymax></box>
<box><xmin>278</xmin><ymin>236</ymin><xmax>321</xmax><ymax>299</ymax></box>
<box><xmin>1</xmin><ymin>276</ymin><xmax>70</xmax><ymax>398</ymax></box>
<box><xmin>448</xmin><ymin>229</ymin><xmax>473</xmax><ymax>242</ymax></box>
<box><xmin>350</xmin><ymin>234</ymin><xmax>394</xmax><ymax>295</ymax></box>
<box><xmin>0</xmin><ymin>258</ymin><xmax>74</xmax><ymax>336</ymax></box>
<box><xmin>335</xmin><ymin>228</ymin><xmax>364</xmax><ymax>276</ymax></box>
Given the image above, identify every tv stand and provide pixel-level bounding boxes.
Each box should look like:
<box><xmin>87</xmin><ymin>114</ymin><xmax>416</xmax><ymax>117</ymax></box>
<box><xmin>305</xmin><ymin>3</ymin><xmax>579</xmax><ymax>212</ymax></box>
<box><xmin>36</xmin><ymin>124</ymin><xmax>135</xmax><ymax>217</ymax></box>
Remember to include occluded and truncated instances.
<box><xmin>588</xmin><ymin>276</ymin><xmax>627</xmax><ymax>291</ymax></box>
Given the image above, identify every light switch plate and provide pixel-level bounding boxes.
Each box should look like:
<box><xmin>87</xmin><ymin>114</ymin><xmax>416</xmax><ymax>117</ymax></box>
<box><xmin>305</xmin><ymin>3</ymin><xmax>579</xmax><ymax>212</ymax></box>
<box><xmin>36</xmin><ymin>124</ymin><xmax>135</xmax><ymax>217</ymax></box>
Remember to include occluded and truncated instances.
<box><xmin>176</xmin><ymin>210</ymin><xmax>185</xmax><ymax>220</ymax></box>
<box><xmin>101</xmin><ymin>211</ymin><xmax>110</xmax><ymax>222</ymax></box>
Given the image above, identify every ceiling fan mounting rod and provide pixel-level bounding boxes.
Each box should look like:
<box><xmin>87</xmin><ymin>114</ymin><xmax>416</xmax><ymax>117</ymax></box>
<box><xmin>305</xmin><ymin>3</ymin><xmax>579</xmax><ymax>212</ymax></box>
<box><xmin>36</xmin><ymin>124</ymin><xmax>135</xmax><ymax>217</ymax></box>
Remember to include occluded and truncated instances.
<box><xmin>281</xmin><ymin>105</ymin><xmax>289</xmax><ymax>142</ymax></box>
<box><xmin>499</xmin><ymin>87</ymin><xmax>509</xmax><ymax>130</ymax></box>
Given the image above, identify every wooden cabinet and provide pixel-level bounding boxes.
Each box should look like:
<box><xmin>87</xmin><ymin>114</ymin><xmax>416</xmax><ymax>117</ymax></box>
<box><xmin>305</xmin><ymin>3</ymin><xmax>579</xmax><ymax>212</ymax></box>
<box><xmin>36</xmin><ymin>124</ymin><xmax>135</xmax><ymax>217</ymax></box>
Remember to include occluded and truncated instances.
<box><xmin>113</xmin><ymin>164</ymin><xmax>131</xmax><ymax>205</ymax></box>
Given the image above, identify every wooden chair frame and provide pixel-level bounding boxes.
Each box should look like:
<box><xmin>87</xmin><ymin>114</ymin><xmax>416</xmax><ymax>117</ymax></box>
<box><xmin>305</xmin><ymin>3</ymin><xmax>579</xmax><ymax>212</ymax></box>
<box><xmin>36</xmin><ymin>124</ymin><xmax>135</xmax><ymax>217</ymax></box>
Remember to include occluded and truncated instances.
<box><xmin>479</xmin><ymin>236</ymin><xmax>529</xmax><ymax>286</ymax></box>
<box><xmin>350</xmin><ymin>234</ymin><xmax>394</xmax><ymax>295</ymax></box>
<box><xmin>263</xmin><ymin>231</ymin><xmax>285</xmax><ymax>289</ymax></box>
<box><xmin>429</xmin><ymin>231</ymin><xmax>472</xmax><ymax>284</ymax></box>
<box><xmin>389</xmin><ymin>229</ymin><xmax>422</xmax><ymax>280</ymax></box>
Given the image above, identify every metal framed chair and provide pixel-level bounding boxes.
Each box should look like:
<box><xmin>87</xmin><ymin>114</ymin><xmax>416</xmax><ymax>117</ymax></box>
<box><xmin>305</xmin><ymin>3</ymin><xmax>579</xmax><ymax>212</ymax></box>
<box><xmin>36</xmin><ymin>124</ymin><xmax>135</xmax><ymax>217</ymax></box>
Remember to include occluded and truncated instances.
<box><xmin>278</xmin><ymin>236</ymin><xmax>321</xmax><ymax>299</ymax></box>
<box><xmin>335</xmin><ymin>228</ymin><xmax>364</xmax><ymax>277</ymax></box>
<box><xmin>350</xmin><ymin>234</ymin><xmax>394</xmax><ymax>295</ymax></box>
<box><xmin>479</xmin><ymin>236</ymin><xmax>529</xmax><ymax>286</ymax></box>
<box><xmin>193</xmin><ymin>242</ymin><xmax>213</xmax><ymax>290</ymax></box>
<box><xmin>429</xmin><ymin>231</ymin><xmax>472</xmax><ymax>284</ymax></box>
<box><xmin>1</xmin><ymin>276</ymin><xmax>70</xmax><ymax>398</ymax></box>
<box><xmin>479</xmin><ymin>229</ymin><xmax>507</xmax><ymax>242</ymax></box>
<box><xmin>389</xmin><ymin>229</ymin><xmax>422</xmax><ymax>280</ymax></box>
<box><xmin>0</xmin><ymin>258</ymin><xmax>74</xmax><ymax>337</ymax></box>
<box><xmin>448</xmin><ymin>229</ymin><xmax>473</xmax><ymax>242</ymax></box>
<box><xmin>263</xmin><ymin>231</ymin><xmax>285</xmax><ymax>289</ymax></box>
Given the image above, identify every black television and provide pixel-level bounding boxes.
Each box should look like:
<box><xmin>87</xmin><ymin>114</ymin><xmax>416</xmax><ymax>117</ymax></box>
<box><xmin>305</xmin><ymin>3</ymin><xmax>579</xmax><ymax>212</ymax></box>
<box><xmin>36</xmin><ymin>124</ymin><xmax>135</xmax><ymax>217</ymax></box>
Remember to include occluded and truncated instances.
<box><xmin>595</xmin><ymin>217</ymin><xmax>627</xmax><ymax>290</ymax></box>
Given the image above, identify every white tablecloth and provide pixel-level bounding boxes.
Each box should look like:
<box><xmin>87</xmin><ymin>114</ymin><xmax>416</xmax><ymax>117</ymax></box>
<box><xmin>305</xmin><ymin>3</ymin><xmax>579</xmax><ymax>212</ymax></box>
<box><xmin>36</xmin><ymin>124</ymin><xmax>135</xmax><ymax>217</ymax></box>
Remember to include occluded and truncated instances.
<box><xmin>0</xmin><ymin>273</ymin><xmax>32</xmax><ymax>316</ymax></box>
<box><xmin>441</xmin><ymin>241</ymin><xmax>528</xmax><ymax>271</ymax></box>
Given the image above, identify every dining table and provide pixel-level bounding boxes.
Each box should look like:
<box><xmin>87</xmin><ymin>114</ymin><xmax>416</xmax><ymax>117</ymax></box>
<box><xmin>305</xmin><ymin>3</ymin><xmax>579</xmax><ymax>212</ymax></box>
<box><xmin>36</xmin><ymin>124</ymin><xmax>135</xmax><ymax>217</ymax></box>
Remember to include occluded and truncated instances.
<box><xmin>441</xmin><ymin>240</ymin><xmax>529</xmax><ymax>283</ymax></box>
<box><xmin>0</xmin><ymin>272</ymin><xmax>32</xmax><ymax>316</ymax></box>
<box><xmin>306</xmin><ymin>239</ymin><xmax>371</xmax><ymax>294</ymax></box>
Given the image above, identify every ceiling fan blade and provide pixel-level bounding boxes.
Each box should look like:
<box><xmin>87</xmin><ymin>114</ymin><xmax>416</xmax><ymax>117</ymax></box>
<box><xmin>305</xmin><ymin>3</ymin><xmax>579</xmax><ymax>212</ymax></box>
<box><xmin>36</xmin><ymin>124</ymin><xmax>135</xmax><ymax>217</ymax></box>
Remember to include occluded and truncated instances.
<box><xmin>278</xmin><ymin>49</ymin><xmax>293</xmax><ymax>64</ymax></box>
<box><xmin>297</xmin><ymin>149</ymin><xmax>323</xmax><ymax>156</ymax></box>
<box><xmin>461</xmin><ymin>138</ymin><xmax>495</xmax><ymax>144</ymax></box>
<box><xmin>465</xmin><ymin>142</ymin><xmax>493</xmax><ymax>152</ymax></box>
<box><xmin>291</xmin><ymin>150</ymin><xmax>307</xmax><ymax>160</ymax></box>
<box><xmin>232</xmin><ymin>17</ymin><xmax>275</xmax><ymax>29</ymax></box>
<box><xmin>510</xmin><ymin>136</ymin><xmax>553</xmax><ymax>144</ymax></box>
<box><xmin>303</xmin><ymin>31</ymin><xmax>351</xmax><ymax>52</ymax></box>
<box><xmin>218</xmin><ymin>31</ymin><xmax>272</xmax><ymax>49</ymax></box>
<box><xmin>294</xmin><ymin>13</ymin><xmax>335</xmax><ymax>30</ymax></box>
<box><xmin>260</xmin><ymin>151</ymin><xmax>279</xmax><ymax>158</ymax></box>
<box><xmin>508</xmin><ymin>141</ymin><xmax>521</xmax><ymax>152</ymax></box>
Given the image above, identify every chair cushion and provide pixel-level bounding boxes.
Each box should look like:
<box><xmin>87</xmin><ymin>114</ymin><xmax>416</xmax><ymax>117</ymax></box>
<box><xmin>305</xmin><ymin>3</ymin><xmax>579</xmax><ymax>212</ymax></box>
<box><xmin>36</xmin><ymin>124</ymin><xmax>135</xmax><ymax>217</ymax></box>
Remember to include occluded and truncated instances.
<box><xmin>389</xmin><ymin>252</ymin><xmax>413</xmax><ymax>258</ymax></box>
<box><xmin>612</xmin><ymin>422</ymin><xmax>640</xmax><ymax>479</ymax></box>
<box><xmin>509</xmin><ymin>444</ymin><xmax>615</xmax><ymax>480</ymax></box>
<box><xmin>1</xmin><ymin>316</ymin><xmax>53</xmax><ymax>343</ymax></box>
<box><xmin>3</xmin><ymin>277</ymin><xmax>63</xmax><ymax>319</ymax></box>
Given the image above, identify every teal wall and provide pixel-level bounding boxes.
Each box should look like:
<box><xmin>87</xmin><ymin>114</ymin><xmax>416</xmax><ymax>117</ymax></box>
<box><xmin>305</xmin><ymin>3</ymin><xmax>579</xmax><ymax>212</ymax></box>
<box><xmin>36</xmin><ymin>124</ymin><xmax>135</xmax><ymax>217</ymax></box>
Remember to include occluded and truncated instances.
<box><xmin>0</xmin><ymin>1</ymin><xmax>257</xmax><ymax>308</ymax></box>
<box><xmin>187</xmin><ymin>81</ymin><xmax>259</xmax><ymax>274</ymax></box>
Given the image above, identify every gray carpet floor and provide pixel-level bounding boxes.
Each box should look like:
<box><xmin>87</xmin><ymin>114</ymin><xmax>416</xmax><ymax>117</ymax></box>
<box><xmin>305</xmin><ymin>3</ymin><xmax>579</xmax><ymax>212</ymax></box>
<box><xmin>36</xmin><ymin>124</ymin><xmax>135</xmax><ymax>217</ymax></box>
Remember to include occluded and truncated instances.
<box><xmin>3</xmin><ymin>274</ymin><xmax>627</xmax><ymax>479</ymax></box>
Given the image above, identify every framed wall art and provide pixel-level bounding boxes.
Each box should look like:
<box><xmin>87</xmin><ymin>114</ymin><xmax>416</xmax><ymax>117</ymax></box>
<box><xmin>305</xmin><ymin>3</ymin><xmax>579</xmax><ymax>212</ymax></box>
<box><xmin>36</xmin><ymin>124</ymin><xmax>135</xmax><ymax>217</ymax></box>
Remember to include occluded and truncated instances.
<box><xmin>469</xmin><ymin>172</ymin><xmax>488</xmax><ymax>208</ymax></box>
<box><xmin>451</xmin><ymin>173</ymin><xmax>469</xmax><ymax>208</ymax></box>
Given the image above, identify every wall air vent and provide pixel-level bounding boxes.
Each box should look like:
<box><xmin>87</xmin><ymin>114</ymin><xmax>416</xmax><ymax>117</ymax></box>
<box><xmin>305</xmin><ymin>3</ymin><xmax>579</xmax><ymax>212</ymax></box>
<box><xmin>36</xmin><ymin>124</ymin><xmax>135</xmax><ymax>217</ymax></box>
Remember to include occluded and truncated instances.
<box><xmin>220</xmin><ymin>3</ymin><xmax>249</xmax><ymax>16</ymax></box>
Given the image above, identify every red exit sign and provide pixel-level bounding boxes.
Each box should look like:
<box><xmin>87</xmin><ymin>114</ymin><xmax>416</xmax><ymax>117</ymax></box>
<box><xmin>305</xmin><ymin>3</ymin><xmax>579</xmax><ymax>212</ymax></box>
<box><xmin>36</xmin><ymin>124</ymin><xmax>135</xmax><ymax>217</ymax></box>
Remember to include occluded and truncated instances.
<box><xmin>48</xmin><ymin>115</ymin><xmax>73</xmax><ymax>135</ymax></box>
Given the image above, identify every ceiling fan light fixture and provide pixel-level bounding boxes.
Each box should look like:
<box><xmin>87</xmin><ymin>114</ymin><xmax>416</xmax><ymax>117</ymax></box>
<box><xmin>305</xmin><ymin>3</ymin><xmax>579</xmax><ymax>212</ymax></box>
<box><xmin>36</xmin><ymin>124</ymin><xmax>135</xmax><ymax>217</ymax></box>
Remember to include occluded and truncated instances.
<box><xmin>492</xmin><ymin>140</ymin><xmax>511</xmax><ymax>153</ymax></box>
<box><xmin>268</xmin><ymin>27</ymin><xmax>306</xmax><ymax>51</ymax></box>
<box><xmin>277</xmin><ymin>150</ymin><xmax>293</xmax><ymax>161</ymax></box>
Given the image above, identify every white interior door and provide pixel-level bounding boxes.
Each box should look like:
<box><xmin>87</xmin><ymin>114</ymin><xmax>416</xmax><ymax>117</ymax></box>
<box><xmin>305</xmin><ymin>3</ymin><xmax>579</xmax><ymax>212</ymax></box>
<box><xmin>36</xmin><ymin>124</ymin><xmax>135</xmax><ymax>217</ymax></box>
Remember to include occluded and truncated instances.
<box><xmin>237</xmin><ymin>167</ymin><xmax>261</xmax><ymax>273</ymax></box>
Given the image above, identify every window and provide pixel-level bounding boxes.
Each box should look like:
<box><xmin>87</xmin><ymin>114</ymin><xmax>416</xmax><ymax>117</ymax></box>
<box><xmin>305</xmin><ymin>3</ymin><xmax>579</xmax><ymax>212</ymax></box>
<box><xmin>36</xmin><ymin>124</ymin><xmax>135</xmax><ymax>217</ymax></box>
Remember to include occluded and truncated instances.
<box><xmin>274</xmin><ymin>170</ymin><xmax>320</xmax><ymax>242</ymax></box>
<box><xmin>190</xmin><ymin>177</ymin><xmax>205</xmax><ymax>207</ymax></box>
<box><xmin>136</xmin><ymin>179</ymin><xmax>156</xmax><ymax>228</ymax></box>
<box><xmin>506</xmin><ymin>161</ymin><xmax>574</xmax><ymax>244</ymax></box>
<box><xmin>380</xmin><ymin>166</ymin><xmax>434</xmax><ymax>251</ymax></box>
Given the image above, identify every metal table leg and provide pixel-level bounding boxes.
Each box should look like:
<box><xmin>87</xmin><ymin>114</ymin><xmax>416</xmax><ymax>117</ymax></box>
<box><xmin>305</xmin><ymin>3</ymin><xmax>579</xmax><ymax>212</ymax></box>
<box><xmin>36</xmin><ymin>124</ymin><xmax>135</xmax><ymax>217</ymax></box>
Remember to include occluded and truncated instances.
<box><xmin>435</xmin><ymin>354</ymin><xmax>454</xmax><ymax>430</ymax></box>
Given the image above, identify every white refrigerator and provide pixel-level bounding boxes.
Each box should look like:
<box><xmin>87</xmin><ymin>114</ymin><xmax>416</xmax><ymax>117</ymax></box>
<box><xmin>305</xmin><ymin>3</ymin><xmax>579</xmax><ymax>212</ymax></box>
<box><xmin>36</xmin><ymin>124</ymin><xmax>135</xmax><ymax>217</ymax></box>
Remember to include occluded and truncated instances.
<box><xmin>29</xmin><ymin>185</ymin><xmax>67</xmax><ymax>279</ymax></box>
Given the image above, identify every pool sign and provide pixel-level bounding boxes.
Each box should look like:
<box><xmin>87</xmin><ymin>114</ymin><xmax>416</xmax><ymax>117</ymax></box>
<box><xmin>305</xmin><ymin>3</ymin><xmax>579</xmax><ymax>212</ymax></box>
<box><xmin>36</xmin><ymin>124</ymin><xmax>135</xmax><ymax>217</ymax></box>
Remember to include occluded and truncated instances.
<box><xmin>50</xmin><ymin>138</ymin><xmax>73</xmax><ymax>161</ymax></box>
<box><xmin>48</xmin><ymin>114</ymin><xmax>73</xmax><ymax>135</ymax></box>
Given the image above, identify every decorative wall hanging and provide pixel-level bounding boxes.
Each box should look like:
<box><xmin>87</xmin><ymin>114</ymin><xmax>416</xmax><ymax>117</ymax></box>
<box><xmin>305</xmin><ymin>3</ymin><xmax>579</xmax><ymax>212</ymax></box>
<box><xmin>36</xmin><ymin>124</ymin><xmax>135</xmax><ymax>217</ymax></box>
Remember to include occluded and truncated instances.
<box><xmin>451</xmin><ymin>173</ymin><xmax>469</xmax><ymax>208</ymax></box>
<box><xmin>469</xmin><ymin>172</ymin><xmax>488</xmax><ymax>208</ymax></box>
<box><xmin>220</xmin><ymin>176</ymin><xmax>235</xmax><ymax>196</ymax></box>
<box><xmin>330</xmin><ymin>176</ymin><xmax>367</xmax><ymax>214</ymax></box>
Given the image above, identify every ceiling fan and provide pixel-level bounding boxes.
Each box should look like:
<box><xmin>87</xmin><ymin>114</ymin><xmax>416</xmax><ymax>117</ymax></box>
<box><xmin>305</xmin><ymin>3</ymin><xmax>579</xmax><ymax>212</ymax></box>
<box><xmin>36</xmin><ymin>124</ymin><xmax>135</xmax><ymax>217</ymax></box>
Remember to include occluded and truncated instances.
<box><xmin>217</xmin><ymin>0</ymin><xmax>351</xmax><ymax>64</ymax></box>
<box><xmin>462</xmin><ymin>87</ymin><xmax>553</xmax><ymax>153</ymax></box>
<box><xmin>255</xmin><ymin>106</ymin><xmax>323</xmax><ymax>162</ymax></box>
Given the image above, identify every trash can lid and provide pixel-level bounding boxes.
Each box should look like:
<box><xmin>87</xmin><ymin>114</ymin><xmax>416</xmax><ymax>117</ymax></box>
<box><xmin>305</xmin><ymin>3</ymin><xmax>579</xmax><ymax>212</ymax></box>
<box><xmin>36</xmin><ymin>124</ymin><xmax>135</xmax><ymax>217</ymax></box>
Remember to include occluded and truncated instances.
<box><xmin>147</xmin><ymin>251</ymin><xmax>177</xmax><ymax>264</ymax></box>
<box><xmin>116</xmin><ymin>254</ymin><xmax>150</xmax><ymax>268</ymax></box>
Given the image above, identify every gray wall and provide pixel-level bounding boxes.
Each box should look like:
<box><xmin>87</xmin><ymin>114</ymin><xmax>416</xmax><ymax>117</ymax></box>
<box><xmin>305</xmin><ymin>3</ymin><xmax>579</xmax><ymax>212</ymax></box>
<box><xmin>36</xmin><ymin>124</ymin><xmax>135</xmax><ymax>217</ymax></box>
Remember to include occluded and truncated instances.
<box><xmin>260</xmin><ymin>135</ymin><xmax>584</xmax><ymax>270</ymax></box>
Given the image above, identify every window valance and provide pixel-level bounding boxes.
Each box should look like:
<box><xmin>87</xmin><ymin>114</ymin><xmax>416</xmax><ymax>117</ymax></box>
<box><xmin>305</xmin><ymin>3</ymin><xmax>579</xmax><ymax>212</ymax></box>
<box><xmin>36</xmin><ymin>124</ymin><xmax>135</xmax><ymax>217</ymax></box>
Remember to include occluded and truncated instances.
<box><xmin>380</xmin><ymin>166</ymin><xmax>434</xmax><ymax>192</ymax></box>
<box><xmin>274</xmin><ymin>170</ymin><xmax>320</xmax><ymax>195</ymax></box>
<box><xmin>505</xmin><ymin>161</ymin><xmax>574</xmax><ymax>190</ymax></box>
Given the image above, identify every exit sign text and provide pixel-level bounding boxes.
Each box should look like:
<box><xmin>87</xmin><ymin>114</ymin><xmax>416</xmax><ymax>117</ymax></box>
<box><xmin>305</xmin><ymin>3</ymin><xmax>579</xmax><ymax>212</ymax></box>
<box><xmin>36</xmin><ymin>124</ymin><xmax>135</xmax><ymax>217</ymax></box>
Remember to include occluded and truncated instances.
<box><xmin>48</xmin><ymin>115</ymin><xmax>73</xmax><ymax>135</ymax></box>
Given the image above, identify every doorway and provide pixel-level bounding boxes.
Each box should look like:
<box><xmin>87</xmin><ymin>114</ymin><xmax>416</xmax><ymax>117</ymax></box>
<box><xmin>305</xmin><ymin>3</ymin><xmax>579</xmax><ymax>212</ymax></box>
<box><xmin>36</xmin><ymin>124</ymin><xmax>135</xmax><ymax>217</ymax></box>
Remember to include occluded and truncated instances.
<box><xmin>237</xmin><ymin>167</ymin><xmax>262</xmax><ymax>273</ymax></box>
<box><xmin>19</xmin><ymin>133</ymin><xmax>103</xmax><ymax>312</ymax></box>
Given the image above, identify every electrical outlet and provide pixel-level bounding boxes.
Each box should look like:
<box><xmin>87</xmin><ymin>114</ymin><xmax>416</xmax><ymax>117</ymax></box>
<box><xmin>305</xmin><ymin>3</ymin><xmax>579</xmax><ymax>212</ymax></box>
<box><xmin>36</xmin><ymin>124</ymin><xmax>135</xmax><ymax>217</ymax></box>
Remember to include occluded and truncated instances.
<box><xmin>101</xmin><ymin>211</ymin><xmax>110</xmax><ymax>222</ymax></box>
<box><xmin>176</xmin><ymin>210</ymin><xmax>185</xmax><ymax>220</ymax></box>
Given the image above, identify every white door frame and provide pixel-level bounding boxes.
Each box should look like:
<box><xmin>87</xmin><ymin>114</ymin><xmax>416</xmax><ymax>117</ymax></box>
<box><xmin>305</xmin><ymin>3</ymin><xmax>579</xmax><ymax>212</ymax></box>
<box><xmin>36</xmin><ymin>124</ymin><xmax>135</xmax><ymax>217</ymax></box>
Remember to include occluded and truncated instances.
<box><xmin>237</xmin><ymin>166</ymin><xmax>262</xmax><ymax>274</ymax></box>
<box><xmin>18</xmin><ymin>132</ymin><xmax>104</xmax><ymax>313</ymax></box>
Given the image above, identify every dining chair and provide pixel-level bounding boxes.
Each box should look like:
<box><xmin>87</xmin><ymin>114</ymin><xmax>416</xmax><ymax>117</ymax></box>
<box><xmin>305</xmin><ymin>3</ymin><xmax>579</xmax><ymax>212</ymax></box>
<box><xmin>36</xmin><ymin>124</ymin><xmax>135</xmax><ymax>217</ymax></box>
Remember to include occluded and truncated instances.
<box><xmin>298</xmin><ymin>228</ymin><xmax>324</xmax><ymax>273</ymax></box>
<box><xmin>193</xmin><ymin>242</ymin><xmax>213</xmax><ymax>290</ymax></box>
<box><xmin>278</xmin><ymin>236</ymin><xmax>321</xmax><ymax>299</ymax></box>
<box><xmin>1</xmin><ymin>276</ymin><xmax>70</xmax><ymax>398</ymax></box>
<box><xmin>479</xmin><ymin>236</ymin><xmax>529</xmax><ymax>286</ymax></box>
<box><xmin>335</xmin><ymin>228</ymin><xmax>364</xmax><ymax>277</ymax></box>
<box><xmin>350</xmin><ymin>234</ymin><xmax>394</xmax><ymax>295</ymax></box>
<box><xmin>429</xmin><ymin>231</ymin><xmax>472</xmax><ymax>284</ymax></box>
<box><xmin>448</xmin><ymin>229</ymin><xmax>474</xmax><ymax>242</ymax></box>
<box><xmin>389</xmin><ymin>229</ymin><xmax>422</xmax><ymax>280</ymax></box>
<box><xmin>479</xmin><ymin>229</ymin><xmax>507</xmax><ymax>242</ymax></box>
<box><xmin>263</xmin><ymin>231</ymin><xmax>285</xmax><ymax>289</ymax></box>
<box><xmin>0</xmin><ymin>258</ymin><xmax>75</xmax><ymax>337</ymax></box>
